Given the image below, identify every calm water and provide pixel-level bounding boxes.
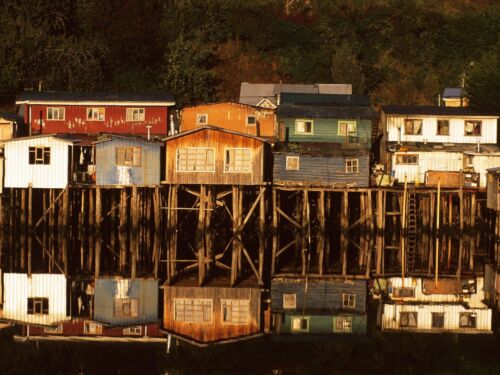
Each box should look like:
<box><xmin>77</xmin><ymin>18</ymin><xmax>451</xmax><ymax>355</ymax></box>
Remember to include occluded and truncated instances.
<box><xmin>1</xmin><ymin>329</ymin><xmax>500</xmax><ymax>375</ymax></box>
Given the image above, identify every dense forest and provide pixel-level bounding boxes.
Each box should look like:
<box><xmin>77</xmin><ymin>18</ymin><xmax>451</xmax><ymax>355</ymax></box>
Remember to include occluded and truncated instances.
<box><xmin>0</xmin><ymin>0</ymin><xmax>498</xmax><ymax>110</ymax></box>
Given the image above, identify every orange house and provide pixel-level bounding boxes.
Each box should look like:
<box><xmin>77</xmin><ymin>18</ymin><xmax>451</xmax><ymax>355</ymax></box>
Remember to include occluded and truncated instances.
<box><xmin>180</xmin><ymin>102</ymin><xmax>276</xmax><ymax>139</ymax></box>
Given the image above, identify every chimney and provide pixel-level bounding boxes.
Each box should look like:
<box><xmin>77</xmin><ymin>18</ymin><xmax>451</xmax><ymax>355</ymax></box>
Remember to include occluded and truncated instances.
<box><xmin>437</xmin><ymin>94</ymin><xmax>441</xmax><ymax>106</ymax></box>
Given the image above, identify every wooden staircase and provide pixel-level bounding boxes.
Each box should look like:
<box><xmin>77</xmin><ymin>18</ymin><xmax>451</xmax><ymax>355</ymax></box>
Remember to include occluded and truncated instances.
<box><xmin>406</xmin><ymin>189</ymin><xmax>417</xmax><ymax>273</ymax></box>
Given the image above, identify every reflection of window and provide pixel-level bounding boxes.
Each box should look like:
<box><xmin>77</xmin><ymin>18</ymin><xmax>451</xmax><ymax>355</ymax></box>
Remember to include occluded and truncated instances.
<box><xmin>404</xmin><ymin>119</ymin><xmax>422</xmax><ymax>135</ymax></box>
<box><xmin>224</xmin><ymin>148</ymin><xmax>252</xmax><ymax>173</ymax></box>
<box><xmin>114</xmin><ymin>298</ymin><xmax>139</xmax><ymax>317</ymax></box>
<box><xmin>174</xmin><ymin>298</ymin><xmax>212</xmax><ymax>323</ymax></box>
<box><xmin>437</xmin><ymin>120</ymin><xmax>449</xmax><ymax>135</ymax></box>
<box><xmin>27</xmin><ymin>298</ymin><xmax>49</xmax><ymax>315</ymax></box>
<box><xmin>334</xmin><ymin>316</ymin><xmax>353</xmax><ymax>333</ymax></box>
<box><xmin>286</xmin><ymin>156</ymin><xmax>300</xmax><ymax>171</ymax></box>
<box><xmin>176</xmin><ymin>148</ymin><xmax>215</xmax><ymax>172</ymax></box>
<box><xmin>432</xmin><ymin>313</ymin><xmax>444</xmax><ymax>329</ymax></box>
<box><xmin>29</xmin><ymin>147</ymin><xmax>50</xmax><ymax>165</ymax></box>
<box><xmin>465</xmin><ymin>120</ymin><xmax>481</xmax><ymax>136</ymax></box>
<box><xmin>123</xmin><ymin>326</ymin><xmax>142</xmax><ymax>335</ymax></box>
<box><xmin>400</xmin><ymin>312</ymin><xmax>418</xmax><ymax>328</ymax></box>
<box><xmin>116</xmin><ymin>147</ymin><xmax>141</xmax><ymax>166</ymax></box>
<box><xmin>396</xmin><ymin>154</ymin><xmax>419</xmax><ymax>165</ymax></box>
<box><xmin>283</xmin><ymin>294</ymin><xmax>297</xmax><ymax>309</ymax></box>
<box><xmin>392</xmin><ymin>287</ymin><xmax>416</xmax><ymax>298</ymax></box>
<box><xmin>47</xmin><ymin>107</ymin><xmax>65</xmax><ymax>120</ymax></box>
<box><xmin>44</xmin><ymin>325</ymin><xmax>63</xmax><ymax>334</ymax></box>
<box><xmin>126</xmin><ymin>108</ymin><xmax>145</xmax><ymax>121</ymax></box>
<box><xmin>291</xmin><ymin>317</ymin><xmax>309</xmax><ymax>332</ymax></box>
<box><xmin>345</xmin><ymin>159</ymin><xmax>359</xmax><ymax>173</ymax></box>
<box><xmin>342</xmin><ymin>293</ymin><xmax>356</xmax><ymax>308</ymax></box>
<box><xmin>338</xmin><ymin>121</ymin><xmax>357</xmax><ymax>136</ymax></box>
<box><xmin>459</xmin><ymin>312</ymin><xmax>477</xmax><ymax>328</ymax></box>
<box><xmin>221</xmin><ymin>299</ymin><xmax>249</xmax><ymax>324</ymax></box>
<box><xmin>84</xmin><ymin>322</ymin><xmax>103</xmax><ymax>335</ymax></box>
<box><xmin>246</xmin><ymin>115</ymin><xmax>256</xmax><ymax>125</ymax></box>
<box><xmin>87</xmin><ymin>107</ymin><xmax>105</xmax><ymax>121</ymax></box>
<box><xmin>196</xmin><ymin>114</ymin><xmax>208</xmax><ymax>125</ymax></box>
<box><xmin>295</xmin><ymin>119</ymin><xmax>313</xmax><ymax>134</ymax></box>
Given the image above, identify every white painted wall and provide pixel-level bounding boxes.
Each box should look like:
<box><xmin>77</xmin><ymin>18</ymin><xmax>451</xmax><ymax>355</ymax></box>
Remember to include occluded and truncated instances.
<box><xmin>470</xmin><ymin>154</ymin><xmax>500</xmax><ymax>188</ymax></box>
<box><xmin>4</xmin><ymin>136</ymin><xmax>70</xmax><ymax>189</ymax></box>
<box><xmin>386</xmin><ymin>115</ymin><xmax>498</xmax><ymax>144</ymax></box>
<box><xmin>2</xmin><ymin>273</ymin><xmax>69</xmax><ymax>325</ymax></box>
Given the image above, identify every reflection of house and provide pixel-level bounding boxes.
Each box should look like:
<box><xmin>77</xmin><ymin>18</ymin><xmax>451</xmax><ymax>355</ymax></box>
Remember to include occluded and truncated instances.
<box><xmin>270</xmin><ymin>278</ymin><xmax>367</xmax><ymax>336</ymax></box>
<box><xmin>377</xmin><ymin>277</ymin><xmax>492</xmax><ymax>333</ymax></box>
<box><xmin>180</xmin><ymin>102</ymin><xmax>276</xmax><ymax>139</ymax></box>
<box><xmin>487</xmin><ymin>167</ymin><xmax>500</xmax><ymax>211</ymax></box>
<box><xmin>381</xmin><ymin>106</ymin><xmax>500</xmax><ymax>187</ymax></box>
<box><xmin>485</xmin><ymin>264</ymin><xmax>500</xmax><ymax>312</ymax></box>
<box><xmin>1</xmin><ymin>273</ymin><xmax>69</xmax><ymax>326</ymax></box>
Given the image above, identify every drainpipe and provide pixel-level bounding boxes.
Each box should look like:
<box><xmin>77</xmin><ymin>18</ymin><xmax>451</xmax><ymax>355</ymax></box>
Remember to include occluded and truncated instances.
<box><xmin>169</xmin><ymin>114</ymin><xmax>175</xmax><ymax>135</ymax></box>
<box><xmin>146</xmin><ymin>125</ymin><xmax>152</xmax><ymax>141</ymax></box>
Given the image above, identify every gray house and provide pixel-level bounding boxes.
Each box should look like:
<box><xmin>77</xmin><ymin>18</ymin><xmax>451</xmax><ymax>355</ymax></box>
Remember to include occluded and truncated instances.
<box><xmin>93</xmin><ymin>277</ymin><xmax>159</xmax><ymax>326</ymax></box>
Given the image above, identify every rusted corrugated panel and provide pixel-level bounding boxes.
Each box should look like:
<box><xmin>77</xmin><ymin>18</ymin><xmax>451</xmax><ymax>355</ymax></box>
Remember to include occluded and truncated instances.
<box><xmin>2</xmin><ymin>273</ymin><xmax>69</xmax><ymax>326</ymax></box>
<box><xmin>163</xmin><ymin>286</ymin><xmax>261</xmax><ymax>343</ymax></box>
<box><xmin>93</xmin><ymin>278</ymin><xmax>158</xmax><ymax>326</ymax></box>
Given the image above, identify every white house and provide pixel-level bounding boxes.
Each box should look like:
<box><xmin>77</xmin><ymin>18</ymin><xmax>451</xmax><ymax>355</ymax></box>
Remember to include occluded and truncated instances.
<box><xmin>1</xmin><ymin>273</ymin><xmax>69</xmax><ymax>326</ymax></box>
<box><xmin>379</xmin><ymin>277</ymin><xmax>492</xmax><ymax>333</ymax></box>
<box><xmin>381</xmin><ymin>106</ymin><xmax>500</xmax><ymax>187</ymax></box>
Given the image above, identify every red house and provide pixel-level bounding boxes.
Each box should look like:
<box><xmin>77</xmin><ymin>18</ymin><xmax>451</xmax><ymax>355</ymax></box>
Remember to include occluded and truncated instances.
<box><xmin>16</xmin><ymin>91</ymin><xmax>175</xmax><ymax>136</ymax></box>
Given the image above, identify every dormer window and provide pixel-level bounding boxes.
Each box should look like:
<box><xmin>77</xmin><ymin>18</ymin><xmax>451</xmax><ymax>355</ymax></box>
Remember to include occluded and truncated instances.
<box><xmin>465</xmin><ymin>120</ymin><xmax>481</xmax><ymax>136</ymax></box>
<box><xmin>196</xmin><ymin>114</ymin><xmax>208</xmax><ymax>126</ymax></box>
<box><xmin>404</xmin><ymin>119</ymin><xmax>422</xmax><ymax>135</ymax></box>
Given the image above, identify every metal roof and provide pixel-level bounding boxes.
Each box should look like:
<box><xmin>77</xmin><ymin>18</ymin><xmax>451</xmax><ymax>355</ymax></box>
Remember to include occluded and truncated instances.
<box><xmin>387</xmin><ymin>142</ymin><xmax>500</xmax><ymax>154</ymax></box>
<box><xmin>443</xmin><ymin>88</ymin><xmax>462</xmax><ymax>99</ymax></box>
<box><xmin>382</xmin><ymin>105</ymin><xmax>498</xmax><ymax>117</ymax></box>
<box><xmin>163</xmin><ymin>125</ymin><xmax>270</xmax><ymax>143</ymax></box>
<box><xmin>277</xmin><ymin>104</ymin><xmax>376</xmax><ymax>119</ymax></box>
<box><xmin>1</xmin><ymin>133</ymin><xmax>98</xmax><ymax>145</ymax></box>
<box><xmin>273</xmin><ymin>142</ymin><xmax>370</xmax><ymax>157</ymax></box>
<box><xmin>280</xmin><ymin>93</ymin><xmax>371</xmax><ymax>106</ymax></box>
<box><xmin>16</xmin><ymin>91</ymin><xmax>175</xmax><ymax>105</ymax></box>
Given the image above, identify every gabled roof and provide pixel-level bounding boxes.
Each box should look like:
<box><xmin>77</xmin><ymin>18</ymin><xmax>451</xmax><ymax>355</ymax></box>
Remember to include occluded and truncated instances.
<box><xmin>387</xmin><ymin>141</ymin><xmax>500</xmax><ymax>154</ymax></box>
<box><xmin>2</xmin><ymin>133</ymin><xmax>98</xmax><ymax>145</ymax></box>
<box><xmin>16</xmin><ymin>91</ymin><xmax>175</xmax><ymax>106</ymax></box>
<box><xmin>93</xmin><ymin>133</ymin><xmax>163</xmax><ymax>145</ymax></box>
<box><xmin>163</xmin><ymin>125</ymin><xmax>270</xmax><ymax>143</ymax></box>
<box><xmin>382</xmin><ymin>105</ymin><xmax>498</xmax><ymax>117</ymax></box>
<box><xmin>181</xmin><ymin>101</ymin><xmax>272</xmax><ymax>112</ymax></box>
<box><xmin>443</xmin><ymin>88</ymin><xmax>463</xmax><ymax>99</ymax></box>
<box><xmin>277</xmin><ymin>104</ymin><xmax>376</xmax><ymax>119</ymax></box>
<box><xmin>273</xmin><ymin>142</ymin><xmax>369</xmax><ymax>157</ymax></box>
<box><xmin>280</xmin><ymin>93</ymin><xmax>371</xmax><ymax>107</ymax></box>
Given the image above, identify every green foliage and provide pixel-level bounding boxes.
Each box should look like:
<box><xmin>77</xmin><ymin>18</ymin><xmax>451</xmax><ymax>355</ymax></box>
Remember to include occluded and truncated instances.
<box><xmin>331</xmin><ymin>43</ymin><xmax>367</xmax><ymax>94</ymax></box>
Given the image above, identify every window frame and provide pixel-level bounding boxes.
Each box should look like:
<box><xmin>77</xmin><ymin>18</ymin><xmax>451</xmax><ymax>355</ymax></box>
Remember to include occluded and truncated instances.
<box><xmin>333</xmin><ymin>316</ymin><xmax>353</xmax><ymax>333</ymax></box>
<box><xmin>291</xmin><ymin>316</ymin><xmax>310</xmax><ymax>333</ymax></box>
<box><xmin>126</xmin><ymin>108</ymin><xmax>145</xmax><ymax>122</ymax></box>
<box><xmin>84</xmin><ymin>321</ymin><xmax>103</xmax><ymax>335</ymax></box>
<box><xmin>294</xmin><ymin>119</ymin><xmax>314</xmax><ymax>135</ymax></box>
<box><xmin>342</xmin><ymin>293</ymin><xmax>356</xmax><ymax>309</ymax></box>
<box><xmin>345</xmin><ymin>159</ymin><xmax>359</xmax><ymax>173</ymax></box>
<box><xmin>399</xmin><ymin>311</ymin><xmax>418</xmax><ymax>328</ymax></box>
<box><xmin>123</xmin><ymin>326</ymin><xmax>143</xmax><ymax>335</ymax></box>
<box><xmin>338</xmin><ymin>120</ymin><xmax>357</xmax><ymax>136</ymax></box>
<box><xmin>47</xmin><ymin>107</ymin><xmax>65</xmax><ymax>121</ymax></box>
<box><xmin>404</xmin><ymin>119</ymin><xmax>423</xmax><ymax>135</ymax></box>
<box><xmin>116</xmin><ymin>146</ymin><xmax>142</xmax><ymax>167</ymax></box>
<box><xmin>221</xmin><ymin>299</ymin><xmax>250</xmax><ymax>325</ymax></box>
<box><xmin>113</xmin><ymin>298</ymin><xmax>139</xmax><ymax>318</ymax></box>
<box><xmin>43</xmin><ymin>325</ymin><xmax>63</xmax><ymax>334</ymax></box>
<box><xmin>431</xmin><ymin>312</ymin><xmax>445</xmax><ymax>329</ymax></box>
<box><xmin>283</xmin><ymin>293</ymin><xmax>297</xmax><ymax>309</ymax></box>
<box><xmin>464</xmin><ymin>120</ymin><xmax>482</xmax><ymax>136</ymax></box>
<box><xmin>196</xmin><ymin>113</ymin><xmax>208</xmax><ymax>126</ymax></box>
<box><xmin>29</xmin><ymin>146</ymin><xmax>51</xmax><ymax>165</ymax></box>
<box><xmin>173</xmin><ymin>298</ymin><xmax>213</xmax><ymax>324</ymax></box>
<box><xmin>224</xmin><ymin>148</ymin><xmax>253</xmax><ymax>174</ymax></box>
<box><xmin>286</xmin><ymin>156</ymin><xmax>300</xmax><ymax>171</ymax></box>
<box><xmin>27</xmin><ymin>297</ymin><xmax>49</xmax><ymax>315</ymax></box>
<box><xmin>86</xmin><ymin>107</ymin><xmax>106</xmax><ymax>121</ymax></box>
<box><xmin>459</xmin><ymin>312</ymin><xmax>477</xmax><ymax>329</ymax></box>
<box><xmin>395</xmin><ymin>154</ymin><xmax>419</xmax><ymax>165</ymax></box>
<box><xmin>246</xmin><ymin>115</ymin><xmax>257</xmax><ymax>126</ymax></box>
<box><xmin>176</xmin><ymin>147</ymin><xmax>215</xmax><ymax>173</ymax></box>
<box><xmin>436</xmin><ymin>119</ymin><xmax>450</xmax><ymax>136</ymax></box>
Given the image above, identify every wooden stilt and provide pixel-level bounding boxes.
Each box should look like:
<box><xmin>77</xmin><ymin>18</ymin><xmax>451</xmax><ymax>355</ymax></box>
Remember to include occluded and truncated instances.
<box><xmin>27</xmin><ymin>185</ymin><xmax>32</xmax><ymax>276</ymax></box>
<box><xmin>20</xmin><ymin>189</ymin><xmax>26</xmax><ymax>270</ymax></box>
<box><xmin>95</xmin><ymin>186</ymin><xmax>102</xmax><ymax>278</ymax></box>
<box><xmin>341</xmin><ymin>191</ymin><xmax>348</xmax><ymax>276</ymax></box>
<box><xmin>258</xmin><ymin>186</ymin><xmax>266</xmax><ymax>283</ymax></box>
<box><xmin>119</xmin><ymin>188</ymin><xmax>127</xmax><ymax>273</ymax></box>
<box><xmin>197</xmin><ymin>185</ymin><xmax>206</xmax><ymax>286</ymax></box>
<box><xmin>231</xmin><ymin>185</ymin><xmax>239</xmax><ymax>286</ymax></box>
<box><xmin>376</xmin><ymin>190</ymin><xmax>384</xmax><ymax>276</ymax></box>
<box><xmin>271</xmin><ymin>189</ymin><xmax>278</xmax><ymax>275</ymax></box>
<box><xmin>131</xmin><ymin>186</ymin><xmax>138</xmax><ymax>279</ymax></box>
<box><xmin>317</xmin><ymin>190</ymin><xmax>325</xmax><ymax>275</ymax></box>
<box><xmin>153</xmin><ymin>186</ymin><xmax>161</xmax><ymax>278</ymax></box>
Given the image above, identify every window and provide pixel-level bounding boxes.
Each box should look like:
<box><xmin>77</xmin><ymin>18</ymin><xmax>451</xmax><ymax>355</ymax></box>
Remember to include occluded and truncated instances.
<box><xmin>338</xmin><ymin>121</ymin><xmax>357</xmax><ymax>136</ymax></box>
<box><xmin>27</xmin><ymin>298</ymin><xmax>49</xmax><ymax>315</ymax></box>
<box><xmin>123</xmin><ymin>326</ymin><xmax>142</xmax><ymax>335</ymax></box>
<box><xmin>396</xmin><ymin>154</ymin><xmax>419</xmax><ymax>165</ymax></box>
<box><xmin>345</xmin><ymin>159</ymin><xmax>359</xmax><ymax>173</ymax></box>
<box><xmin>47</xmin><ymin>107</ymin><xmax>65</xmax><ymax>120</ymax></box>
<box><xmin>221</xmin><ymin>299</ymin><xmax>250</xmax><ymax>324</ymax></box>
<box><xmin>114</xmin><ymin>298</ymin><xmax>139</xmax><ymax>317</ymax></box>
<box><xmin>43</xmin><ymin>325</ymin><xmax>63</xmax><ymax>334</ymax></box>
<box><xmin>29</xmin><ymin>147</ymin><xmax>51</xmax><ymax>165</ymax></box>
<box><xmin>246</xmin><ymin>115</ymin><xmax>257</xmax><ymax>126</ymax></box>
<box><xmin>342</xmin><ymin>293</ymin><xmax>356</xmax><ymax>309</ymax></box>
<box><xmin>224</xmin><ymin>148</ymin><xmax>252</xmax><ymax>173</ymax></box>
<box><xmin>295</xmin><ymin>119</ymin><xmax>313</xmax><ymax>134</ymax></box>
<box><xmin>291</xmin><ymin>317</ymin><xmax>309</xmax><ymax>332</ymax></box>
<box><xmin>126</xmin><ymin>108</ymin><xmax>145</xmax><ymax>121</ymax></box>
<box><xmin>174</xmin><ymin>298</ymin><xmax>212</xmax><ymax>323</ymax></box>
<box><xmin>392</xmin><ymin>287</ymin><xmax>416</xmax><ymax>298</ymax></box>
<box><xmin>464</xmin><ymin>120</ymin><xmax>481</xmax><ymax>136</ymax></box>
<box><xmin>176</xmin><ymin>148</ymin><xmax>215</xmax><ymax>172</ymax></box>
<box><xmin>432</xmin><ymin>313</ymin><xmax>444</xmax><ymax>329</ymax></box>
<box><xmin>400</xmin><ymin>312</ymin><xmax>418</xmax><ymax>328</ymax></box>
<box><xmin>283</xmin><ymin>294</ymin><xmax>297</xmax><ymax>309</ymax></box>
<box><xmin>404</xmin><ymin>119</ymin><xmax>423</xmax><ymax>135</ymax></box>
<box><xmin>286</xmin><ymin>156</ymin><xmax>300</xmax><ymax>171</ymax></box>
<box><xmin>84</xmin><ymin>322</ymin><xmax>103</xmax><ymax>335</ymax></box>
<box><xmin>87</xmin><ymin>107</ymin><xmax>105</xmax><ymax>121</ymax></box>
<box><xmin>116</xmin><ymin>147</ymin><xmax>141</xmax><ymax>167</ymax></box>
<box><xmin>334</xmin><ymin>316</ymin><xmax>353</xmax><ymax>333</ymax></box>
<box><xmin>196</xmin><ymin>114</ymin><xmax>208</xmax><ymax>125</ymax></box>
<box><xmin>437</xmin><ymin>120</ymin><xmax>449</xmax><ymax>136</ymax></box>
<box><xmin>459</xmin><ymin>312</ymin><xmax>477</xmax><ymax>328</ymax></box>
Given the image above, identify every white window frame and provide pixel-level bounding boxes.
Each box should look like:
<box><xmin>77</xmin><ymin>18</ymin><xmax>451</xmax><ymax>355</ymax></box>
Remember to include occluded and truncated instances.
<box><xmin>123</xmin><ymin>326</ymin><xmax>143</xmax><ymax>335</ymax></box>
<box><xmin>47</xmin><ymin>107</ymin><xmax>65</xmax><ymax>120</ymax></box>
<box><xmin>404</xmin><ymin>119</ymin><xmax>423</xmax><ymax>135</ymax></box>
<box><xmin>174</xmin><ymin>298</ymin><xmax>213</xmax><ymax>324</ymax></box>
<box><xmin>224</xmin><ymin>148</ymin><xmax>252</xmax><ymax>174</ymax></box>
<box><xmin>459</xmin><ymin>312</ymin><xmax>477</xmax><ymax>328</ymax></box>
<box><xmin>400</xmin><ymin>311</ymin><xmax>418</xmax><ymax>328</ymax></box>
<box><xmin>116</xmin><ymin>146</ymin><xmax>141</xmax><ymax>167</ymax></box>
<box><xmin>126</xmin><ymin>108</ymin><xmax>145</xmax><ymax>121</ymax></box>
<box><xmin>221</xmin><ymin>299</ymin><xmax>250</xmax><ymax>325</ymax></box>
<box><xmin>87</xmin><ymin>107</ymin><xmax>105</xmax><ymax>121</ymax></box>
<box><xmin>396</xmin><ymin>154</ymin><xmax>419</xmax><ymax>165</ymax></box>
<box><xmin>464</xmin><ymin>120</ymin><xmax>482</xmax><ymax>136</ymax></box>
<box><xmin>342</xmin><ymin>293</ymin><xmax>356</xmax><ymax>309</ymax></box>
<box><xmin>333</xmin><ymin>316</ymin><xmax>353</xmax><ymax>333</ymax></box>
<box><xmin>246</xmin><ymin>115</ymin><xmax>257</xmax><ymax>126</ymax></box>
<box><xmin>345</xmin><ymin>159</ymin><xmax>359</xmax><ymax>173</ymax></box>
<box><xmin>84</xmin><ymin>321</ymin><xmax>103</xmax><ymax>335</ymax></box>
<box><xmin>29</xmin><ymin>146</ymin><xmax>51</xmax><ymax>165</ymax></box>
<box><xmin>294</xmin><ymin>119</ymin><xmax>314</xmax><ymax>135</ymax></box>
<box><xmin>176</xmin><ymin>147</ymin><xmax>215</xmax><ymax>173</ymax></box>
<box><xmin>338</xmin><ymin>120</ymin><xmax>357</xmax><ymax>136</ymax></box>
<box><xmin>283</xmin><ymin>293</ymin><xmax>297</xmax><ymax>309</ymax></box>
<box><xmin>196</xmin><ymin>113</ymin><xmax>208</xmax><ymax>126</ymax></box>
<box><xmin>291</xmin><ymin>316</ymin><xmax>310</xmax><ymax>332</ymax></box>
<box><xmin>285</xmin><ymin>156</ymin><xmax>300</xmax><ymax>171</ymax></box>
<box><xmin>436</xmin><ymin>119</ymin><xmax>450</xmax><ymax>136</ymax></box>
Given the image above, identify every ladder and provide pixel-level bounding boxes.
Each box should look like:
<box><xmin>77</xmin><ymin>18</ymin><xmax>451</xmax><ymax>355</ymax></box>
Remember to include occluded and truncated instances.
<box><xmin>406</xmin><ymin>189</ymin><xmax>417</xmax><ymax>273</ymax></box>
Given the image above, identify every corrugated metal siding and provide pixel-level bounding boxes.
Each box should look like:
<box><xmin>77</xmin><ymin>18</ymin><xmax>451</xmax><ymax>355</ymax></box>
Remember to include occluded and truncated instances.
<box><xmin>279</xmin><ymin>313</ymin><xmax>367</xmax><ymax>335</ymax></box>
<box><xmin>283</xmin><ymin>118</ymin><xmax>372</xmax><ymax>144</ymax></box>
<box><xmin>486</xmin><ymin>174</ymin><xmax>498</xmax><ymax>210</ymax></box>
<box><xmin>4</xmin><ymin>136</ymin><xmax>69</xmax><ymax>189</ymax></box>
<box><xmin>95</xmin><ymin>138</ymin><xmax>161</xmax><ymax>186</ymax></box>
<box><xmin>0</xmin><ymin>157</ymin><xmax>3</xmax><ymax>194</ymax></box>
<box><xmin>471</xmin><ymin>154</ymin><xmax>500</xmax><ymax>188</ymax></box>
<box><xmin>386</xmin><ymin>115</ymin><xmax>498</xmax><ymax>144</ymax></box>
<box><xmin>271</xmin><ymin>278</ymin><xmax>367</xmax><ymax>313</ymax></box>
<box><xmin>381</xmin><ymin>303</ymin><xmax>491</xmax><ymax>332</ymax></box>
<box><xmin>26</xmin><ymin>321</ymin><xmax>163</xmax><ymax>337</ymax></box>
<box><xmin>29</xmin><ymin>105</ymin><xmax>168</xmax><ymax>135</ymax></box>
<box><xmin>93</xmin><ymin>278</ymin><xmax>158</xmax><ymax>325</ymax></box>
<box><xmin>2</xmin><ymin>273</ymin><xmax>68</xmax><ymax>325</ymax></box>
<box><xmin>273</xmin><ymin>152</ymin><xmax>370</xmax><ymax>187</ymax></box>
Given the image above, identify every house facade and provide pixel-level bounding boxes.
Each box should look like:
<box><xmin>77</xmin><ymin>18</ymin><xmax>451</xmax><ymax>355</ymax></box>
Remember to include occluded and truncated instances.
<box><xmin>0</xmin><ymin>112</ymin><xmax>26</xmax><ymax>141</ymax></box>
<box><xmin>16</xmin><ymin>91</ymin><xmax>175</xmax><ymax>136</ymax></box>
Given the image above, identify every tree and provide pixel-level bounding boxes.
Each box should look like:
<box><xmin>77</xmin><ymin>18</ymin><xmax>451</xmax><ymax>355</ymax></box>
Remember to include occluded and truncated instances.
<box><xmin>331</xmin><ymin>43</ymin><xmax>367</xmax><ymax>94</ymax></box>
